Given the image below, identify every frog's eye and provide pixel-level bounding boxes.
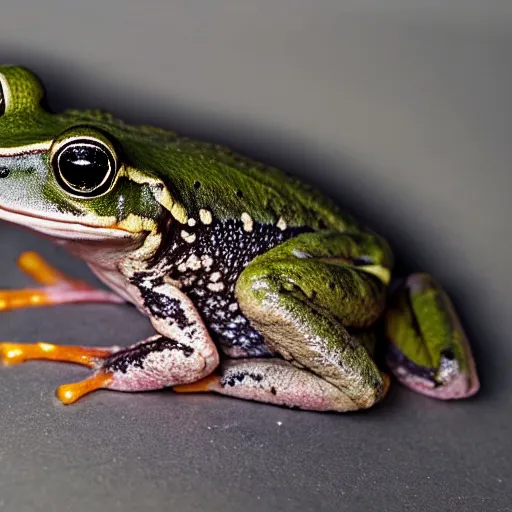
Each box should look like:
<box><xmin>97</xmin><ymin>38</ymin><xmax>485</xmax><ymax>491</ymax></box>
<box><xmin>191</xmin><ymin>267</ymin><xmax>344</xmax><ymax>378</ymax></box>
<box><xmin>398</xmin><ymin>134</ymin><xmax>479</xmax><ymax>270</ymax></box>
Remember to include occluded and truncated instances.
<box><xmin>52</xmin><ymin>138</ymin><xmax>117</xmax><ymax>198</ymax></box>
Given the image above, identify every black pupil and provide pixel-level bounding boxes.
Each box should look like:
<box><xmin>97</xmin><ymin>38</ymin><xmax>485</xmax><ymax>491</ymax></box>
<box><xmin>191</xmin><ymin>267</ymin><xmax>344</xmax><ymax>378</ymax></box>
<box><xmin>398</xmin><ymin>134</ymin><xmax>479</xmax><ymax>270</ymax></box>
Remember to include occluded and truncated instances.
<box><xmin>58</xmin><ymin>143</ymin><xmax>110</xmax><ymax>192</ymax></box>
<box><xmin>0</xmin><ymin>82</ymin><xmax>4</xmax><ymax>116</ymax></box>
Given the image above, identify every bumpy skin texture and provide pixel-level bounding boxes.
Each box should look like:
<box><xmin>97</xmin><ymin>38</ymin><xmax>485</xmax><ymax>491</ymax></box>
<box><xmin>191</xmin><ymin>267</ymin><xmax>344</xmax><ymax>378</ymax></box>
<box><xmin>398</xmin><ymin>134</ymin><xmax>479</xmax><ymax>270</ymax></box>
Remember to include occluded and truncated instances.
<box><xmin>232</xmin><ymin>232</ymin><xmax>392</xmax><ymax>410</ymax></box>
<box><xmin>0</xmin><ymin>66</ymin><xmax>479</xmax><ymax>410</ymax></box>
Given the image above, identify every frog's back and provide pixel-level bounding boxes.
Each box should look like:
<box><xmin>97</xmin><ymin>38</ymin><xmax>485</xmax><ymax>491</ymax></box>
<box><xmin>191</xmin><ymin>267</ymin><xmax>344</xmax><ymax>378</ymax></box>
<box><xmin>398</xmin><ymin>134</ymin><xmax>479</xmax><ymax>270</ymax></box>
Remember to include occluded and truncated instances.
<box><xmin>60</xmin><ymin>109</ymin><xmax>359</xmax><ymax>233</ymax></box>
<box><xmin>160</xmin><ymin>137</ymin><xmax>359</xmax><ymax>233</ymax></box>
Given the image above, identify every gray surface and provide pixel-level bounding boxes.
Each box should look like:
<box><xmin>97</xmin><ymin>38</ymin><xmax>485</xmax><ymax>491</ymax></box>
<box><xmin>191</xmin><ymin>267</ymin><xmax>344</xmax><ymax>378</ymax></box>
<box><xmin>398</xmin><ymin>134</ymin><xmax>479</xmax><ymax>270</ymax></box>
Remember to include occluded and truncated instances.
<box><xmin>0</xmin><ymin>2</ymin><xmax>511</xmax><ymax>511</ymax></box>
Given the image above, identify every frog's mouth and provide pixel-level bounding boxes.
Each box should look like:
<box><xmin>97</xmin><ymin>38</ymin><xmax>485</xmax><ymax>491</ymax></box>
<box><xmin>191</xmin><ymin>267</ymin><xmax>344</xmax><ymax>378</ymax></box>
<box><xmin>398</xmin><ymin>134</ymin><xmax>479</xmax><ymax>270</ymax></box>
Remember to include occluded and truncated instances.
<box><xmin>0</xmin><ymin>204</ymin><xmax>134</xmax><ymax>242</ymax></box>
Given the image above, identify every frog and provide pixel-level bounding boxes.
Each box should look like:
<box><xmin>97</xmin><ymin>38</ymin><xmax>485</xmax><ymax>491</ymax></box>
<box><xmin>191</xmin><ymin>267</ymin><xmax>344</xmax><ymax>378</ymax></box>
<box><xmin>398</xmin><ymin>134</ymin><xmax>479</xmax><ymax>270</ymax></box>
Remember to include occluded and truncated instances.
<box><xmin>0</xmin><ymin>66</ymin><xmax>479</xmax><ymax>411</ymax></box>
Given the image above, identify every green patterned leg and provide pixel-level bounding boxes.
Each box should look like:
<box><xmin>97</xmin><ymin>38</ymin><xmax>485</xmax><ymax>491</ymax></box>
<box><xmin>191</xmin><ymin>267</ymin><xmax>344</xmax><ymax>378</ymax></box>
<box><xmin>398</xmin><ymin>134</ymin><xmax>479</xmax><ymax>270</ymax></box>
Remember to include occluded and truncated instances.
<box><xmin>385</xmin><ymin>273</ymin><xmax>479</xmax><ymax>399</ymax></box>
<box><xmin>215</xmin><ymin>231</ymin><xmax>393</xmax><ymax>412</ymax></box>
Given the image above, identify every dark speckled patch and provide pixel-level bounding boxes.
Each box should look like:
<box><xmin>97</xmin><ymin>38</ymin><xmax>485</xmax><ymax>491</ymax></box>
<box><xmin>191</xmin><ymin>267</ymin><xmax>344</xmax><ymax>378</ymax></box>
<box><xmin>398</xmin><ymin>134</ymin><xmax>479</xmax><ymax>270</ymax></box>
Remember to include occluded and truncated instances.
<box><xmin>104</xmin><ymin>336</ymin><xmax>194</xmax><ymax>374</ymax></box>
<box><xmin>154</xmin><ymin>216</ymin><xmax>309</xmax><ymax>356</ymax></box>
<box><xmin>222</xmin><ymin>370</ymin><xmax>264</xmax><ymax>387</ymax></box>
<box><xmin>130</xmin><ymin>274</ymin><xmax>193</xmax><ymax>330</ymax></box>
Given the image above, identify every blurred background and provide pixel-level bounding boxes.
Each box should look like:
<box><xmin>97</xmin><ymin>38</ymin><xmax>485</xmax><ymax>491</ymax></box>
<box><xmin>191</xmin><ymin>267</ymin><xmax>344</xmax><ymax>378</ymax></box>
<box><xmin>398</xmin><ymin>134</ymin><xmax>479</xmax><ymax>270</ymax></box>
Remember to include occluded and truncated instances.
<box><xmin>0</xmin><ymin>2</ymin><xmax>510</xmax><ymax>511</ymax></box>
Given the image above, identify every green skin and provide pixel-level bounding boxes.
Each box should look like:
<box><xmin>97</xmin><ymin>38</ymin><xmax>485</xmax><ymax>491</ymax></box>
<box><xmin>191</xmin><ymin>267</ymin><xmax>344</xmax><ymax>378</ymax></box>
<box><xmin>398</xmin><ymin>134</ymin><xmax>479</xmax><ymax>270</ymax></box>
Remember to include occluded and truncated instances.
<box><xmin>0</xmin><ymin>66</ymin><xmax>479</xmax><ymax>411</ymax></box>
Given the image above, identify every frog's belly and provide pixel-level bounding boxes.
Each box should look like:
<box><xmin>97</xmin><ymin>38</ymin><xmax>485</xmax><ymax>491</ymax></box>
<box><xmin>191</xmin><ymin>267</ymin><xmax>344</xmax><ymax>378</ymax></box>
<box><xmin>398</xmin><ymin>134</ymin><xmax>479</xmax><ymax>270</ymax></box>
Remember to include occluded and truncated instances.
<box><xmin>187</xmin><ymin>286</ymin><xmax>272</xmax><ymax>358</ymax></box>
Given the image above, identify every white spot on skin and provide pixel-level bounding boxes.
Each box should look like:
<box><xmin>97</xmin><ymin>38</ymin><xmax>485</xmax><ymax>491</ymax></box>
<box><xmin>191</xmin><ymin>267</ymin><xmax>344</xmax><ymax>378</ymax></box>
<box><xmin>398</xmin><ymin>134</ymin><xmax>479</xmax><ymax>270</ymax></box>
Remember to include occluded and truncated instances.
<box><xmin>292</xmin><ymin>249</ymin><xmax>310</xmax><ymax>259</ymax></box>
<box><xmin>207</xmin><ymin>282</ymin><xmax>225</xmax><ymax>292</ymax></box>
<box><xmin>241</xmin><ymin>212</ymin><xmax>253</xmax><ymax>232</ymax></box>
<box><xmin>228</xmin><ymin>303</ymin><xmax>238</xmax><ymax>312</ymax></box>
<box><xmin>436</xmin><ymin>356</ymin><xmax>460</xmax><ymax>384</ymax></box>
<box><xmin>183</xmin><ymin>276</ymin><xmax>197</xmax><ymax>287</ymax></box>
<box><xmin>187</xmin><ymin>218</ymin><xmax>196</xmax><ymax>227</ymax></box>
<box><xmin>186</xmin><ymin>254</ymin><xmax>201</xmax><ymax>271</ymax></box>
<box><xmin>200</xmin><ymin>209</ymin><xmax>212</xmax><ymax>225</ymax></box>
<box><xmin>276</xmin><ymin>217</ymin><xmax>287</xmax><ymax>231</ymax></box>
<box><xmin>177</xmin><ymin>263</ymin><xmax>187</xmax><ymax>272</ymax></box>
<box><xmin>201</xmin><ymin>255</ymin><xmax>213</xmax><ymax>270</ymax></box>
<box><xmin>181</xmin><ymin>230</ymin><xmax>197</xmax><ymax>243</ymax></box>
<box><xmin>210</xmin><ymin>272</ymin><xmax>222</xmax><ymax>282</ymax></box>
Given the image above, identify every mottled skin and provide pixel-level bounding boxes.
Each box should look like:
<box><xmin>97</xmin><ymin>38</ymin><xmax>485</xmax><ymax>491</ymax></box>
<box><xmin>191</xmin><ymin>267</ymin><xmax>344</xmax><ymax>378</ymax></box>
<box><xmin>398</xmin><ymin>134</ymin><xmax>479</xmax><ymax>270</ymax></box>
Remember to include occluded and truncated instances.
<box><xmin>0</xmin><ymin>67</ymin><xmax>479</xmax><ymax>411</ymax></box>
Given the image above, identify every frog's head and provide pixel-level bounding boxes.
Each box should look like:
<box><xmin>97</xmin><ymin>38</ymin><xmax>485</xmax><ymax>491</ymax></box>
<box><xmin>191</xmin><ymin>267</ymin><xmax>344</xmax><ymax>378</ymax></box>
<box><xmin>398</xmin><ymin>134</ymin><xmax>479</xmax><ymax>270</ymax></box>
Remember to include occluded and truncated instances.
<box><xmin>0</xmin><ymin>66</ymin><xmax>180</xmax><ymax>254</ymax></box>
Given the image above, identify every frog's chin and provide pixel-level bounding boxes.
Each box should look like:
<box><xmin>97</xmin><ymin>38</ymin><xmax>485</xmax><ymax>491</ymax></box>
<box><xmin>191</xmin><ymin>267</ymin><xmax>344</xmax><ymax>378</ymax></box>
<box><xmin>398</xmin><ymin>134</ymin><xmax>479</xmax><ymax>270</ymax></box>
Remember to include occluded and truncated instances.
<box><xmin>0</xmin><ymin>205</ymin><xmax>133</xmax><ymax>242</ymax></box>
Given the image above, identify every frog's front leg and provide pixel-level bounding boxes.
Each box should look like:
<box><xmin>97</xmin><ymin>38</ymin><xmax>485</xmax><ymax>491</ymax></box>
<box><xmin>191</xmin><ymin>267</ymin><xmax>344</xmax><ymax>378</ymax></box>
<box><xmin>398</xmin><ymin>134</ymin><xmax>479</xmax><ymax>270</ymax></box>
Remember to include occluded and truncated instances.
<box><xmin>0</xmin><ymin>278</ymin><xmax>219</xmax><ymax>404</ymax></box>
<box><xmin>177</xmin><ymin>231</ymin><xmax>393</xmax><ymax>412</ymax></box>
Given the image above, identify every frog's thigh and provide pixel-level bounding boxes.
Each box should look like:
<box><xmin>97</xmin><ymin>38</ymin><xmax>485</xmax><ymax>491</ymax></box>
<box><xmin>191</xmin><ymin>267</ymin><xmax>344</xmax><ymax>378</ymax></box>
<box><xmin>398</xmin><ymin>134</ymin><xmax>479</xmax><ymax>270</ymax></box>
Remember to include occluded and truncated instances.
<box><xmin>234</xmin><ymin>233</ymin><xmax>389</xmax><ymax>410</ymax></box>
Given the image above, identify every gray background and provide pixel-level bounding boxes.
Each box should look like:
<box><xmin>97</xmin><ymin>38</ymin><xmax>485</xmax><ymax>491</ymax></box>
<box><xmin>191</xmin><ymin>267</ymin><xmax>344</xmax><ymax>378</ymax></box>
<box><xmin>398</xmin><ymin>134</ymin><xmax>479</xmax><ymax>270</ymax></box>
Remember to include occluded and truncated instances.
<box><xmin>0</xmin><ymin>2</ymin><xmax>510</xmax><ymax>511</ymax></box>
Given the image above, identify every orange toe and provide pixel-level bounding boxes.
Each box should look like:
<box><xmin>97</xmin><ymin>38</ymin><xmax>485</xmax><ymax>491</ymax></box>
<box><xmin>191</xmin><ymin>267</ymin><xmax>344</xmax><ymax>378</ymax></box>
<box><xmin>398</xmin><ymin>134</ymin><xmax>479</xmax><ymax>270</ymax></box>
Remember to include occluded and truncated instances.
<box><xmin>17</xmin><ymin>251</ymin><xmax>71</xmax><ymax>286</ymax></box>
<box><xmin>0</xmin><ymin>288</ymin><xmax>57</xmax><ymax>311</ymax></box>
<box><xmin>173</xmin><ymin>374</ymin><xmax>220</xmax><ymax>393</ymax></box>
<box><xmin>57</xmin><ymin>371</ymin><xmax>114</xmax><ymax>405</ymax></box>
<box><xmin>0</xmin><ymin>342</ymin><xmax>111</xmax><ymax>367</ymax></box>
<box><xmin>381</xmin><ymin>372</ymin><xmax>391</xmax><ymax>396</ymax></box>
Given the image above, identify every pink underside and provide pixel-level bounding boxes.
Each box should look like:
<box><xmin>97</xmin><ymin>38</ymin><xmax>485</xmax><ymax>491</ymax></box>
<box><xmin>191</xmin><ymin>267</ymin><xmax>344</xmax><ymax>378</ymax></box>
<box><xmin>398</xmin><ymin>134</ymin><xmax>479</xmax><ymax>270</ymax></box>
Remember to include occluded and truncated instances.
<box><xmin>209</xmin><ymin>382</ymin><xmax>339</xmax><ymax>411</ymax></box>
<box><xmin>389</xmin><ymin>359</ymin><xmax>480</xmax><ymax>400</ymax></box>
<box><xmin>204</xmin><ymin>360</ymin><xmax>360</xmax><ymax>412</ymax></box>
<box><xmin>47</xmin><ymin>284</ymin><xmax>125</xmax><ymax>305</ymax></box>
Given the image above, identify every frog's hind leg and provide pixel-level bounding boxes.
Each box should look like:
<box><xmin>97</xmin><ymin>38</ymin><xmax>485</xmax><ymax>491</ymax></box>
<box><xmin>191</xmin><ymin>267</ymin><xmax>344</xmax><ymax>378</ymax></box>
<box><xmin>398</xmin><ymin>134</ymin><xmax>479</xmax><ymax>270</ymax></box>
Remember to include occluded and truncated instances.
<box><xmin>177</xmin><ymin>231</ymin><xmax>394</xmax><ymax>412</ymax></box>
<box><xmin>175</xmin><ymin>357</ymin><xmax>390</xmax><ymax>412</ymax></box>
<box><xmin>0</xmin><ymin>251</ymin><xmax>123</xmax><ymax>311</ymax></box>
<box><xmin>1</xmin><ymin>280</ymin><xmax>220</xmax><ymax>404</ymax></box>
<box><xmin>384</xmin><ymin>273</ymin><xmax>479</xmax><ymax>399</ymax></box>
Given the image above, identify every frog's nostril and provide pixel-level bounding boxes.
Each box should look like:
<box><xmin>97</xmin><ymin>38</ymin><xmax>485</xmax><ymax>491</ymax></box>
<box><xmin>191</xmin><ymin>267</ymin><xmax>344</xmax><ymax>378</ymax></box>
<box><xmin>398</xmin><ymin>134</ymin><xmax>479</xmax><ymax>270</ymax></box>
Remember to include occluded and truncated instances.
<box><xmin>0</xmin><ymin>167</ymin><xmax>10</xmax><ymax>178</ymax></box>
